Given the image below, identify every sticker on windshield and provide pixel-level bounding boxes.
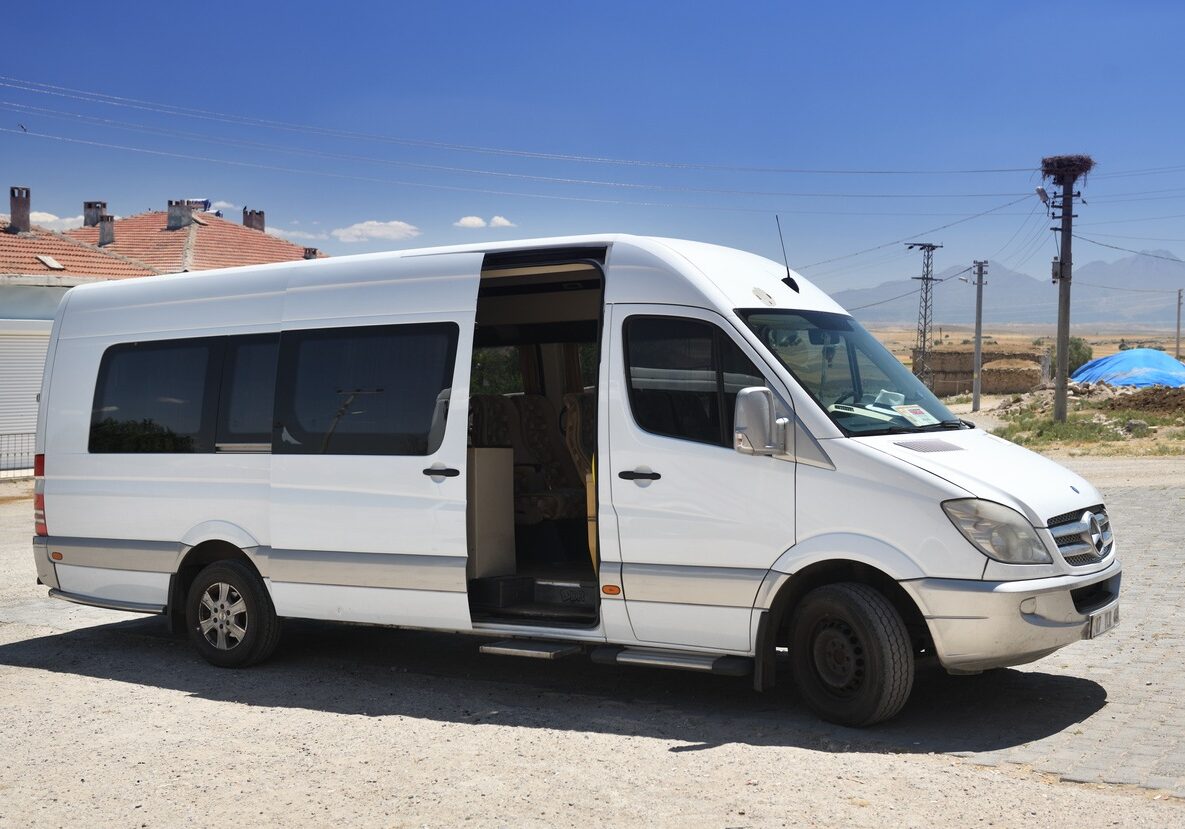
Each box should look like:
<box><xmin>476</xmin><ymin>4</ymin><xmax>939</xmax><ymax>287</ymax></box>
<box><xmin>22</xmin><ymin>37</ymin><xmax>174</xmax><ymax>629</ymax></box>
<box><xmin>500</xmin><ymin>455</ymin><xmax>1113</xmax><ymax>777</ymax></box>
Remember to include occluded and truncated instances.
<box><xmin>893</xmin><ymin>404</ymin><xmax>940</xmax><ymax>426</ymax></box>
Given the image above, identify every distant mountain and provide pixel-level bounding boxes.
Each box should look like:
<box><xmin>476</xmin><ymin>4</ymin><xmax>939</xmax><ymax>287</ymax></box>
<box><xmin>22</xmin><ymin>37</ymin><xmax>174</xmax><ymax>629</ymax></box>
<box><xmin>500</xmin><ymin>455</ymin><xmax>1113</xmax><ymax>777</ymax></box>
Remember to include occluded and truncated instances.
<box><xmin>829</xmin><ymin>251</ymin><xmax>1184</xmax><ymax>326</ymax></box>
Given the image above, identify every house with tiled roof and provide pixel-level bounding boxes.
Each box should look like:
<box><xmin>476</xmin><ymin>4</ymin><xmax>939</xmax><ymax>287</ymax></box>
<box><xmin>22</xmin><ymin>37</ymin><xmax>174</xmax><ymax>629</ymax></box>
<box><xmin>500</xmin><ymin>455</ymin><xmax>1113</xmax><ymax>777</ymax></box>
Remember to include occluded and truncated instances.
<box><xmin>0</xmin><ymin>189</ymin><xmax>153</xmax><ymax>467</ymax></box>
<box><xmin>66</xmin><ymin>200</ymin><xmax>323</xmax><ymax>272</ymax></box>
<box><xmin>2</xmin><ymin>188</ymin><xmax>323</xmax><ymax>469</ymax></box>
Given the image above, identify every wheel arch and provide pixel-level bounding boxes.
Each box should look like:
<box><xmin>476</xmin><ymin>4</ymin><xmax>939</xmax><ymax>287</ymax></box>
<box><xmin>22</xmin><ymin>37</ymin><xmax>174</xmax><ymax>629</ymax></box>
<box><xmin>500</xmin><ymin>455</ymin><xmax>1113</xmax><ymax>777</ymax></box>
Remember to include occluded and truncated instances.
<box><xmin>167</xmin><ymin>539</ymin><xmax>267</xmax><ymax>634</ymax></box>
<box><xmin>754</xmin><ymin>557</ymin><xmax>932</xmax><ymax>691</ymax></box>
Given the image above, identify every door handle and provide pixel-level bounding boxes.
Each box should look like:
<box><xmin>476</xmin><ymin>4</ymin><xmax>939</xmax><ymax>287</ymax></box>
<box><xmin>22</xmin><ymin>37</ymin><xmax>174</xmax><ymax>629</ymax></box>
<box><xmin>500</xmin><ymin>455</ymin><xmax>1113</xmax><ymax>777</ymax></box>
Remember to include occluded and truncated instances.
<box><xmin>619</xmin><ymin>470</ymin><xmax>661</xmax><ymax>481</ymax></box>
<box><xmin>423</xmin><ymin>467</ymin><xmax>460</xmax><ymax>478</ymax></box>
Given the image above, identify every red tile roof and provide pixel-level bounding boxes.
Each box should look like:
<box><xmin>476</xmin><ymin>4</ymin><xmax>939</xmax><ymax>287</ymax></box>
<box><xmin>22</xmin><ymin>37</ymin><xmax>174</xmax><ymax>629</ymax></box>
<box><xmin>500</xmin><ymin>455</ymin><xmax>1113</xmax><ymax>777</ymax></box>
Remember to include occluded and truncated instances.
<box><xmin>67</xmin><ymin>211</ymin><xmax>324</xmax><ymax>273</ymax></box>
<box><xmin>0</xmin><ymin>220</ymin><xmax>159</xmax><ymax>279</ymax></box>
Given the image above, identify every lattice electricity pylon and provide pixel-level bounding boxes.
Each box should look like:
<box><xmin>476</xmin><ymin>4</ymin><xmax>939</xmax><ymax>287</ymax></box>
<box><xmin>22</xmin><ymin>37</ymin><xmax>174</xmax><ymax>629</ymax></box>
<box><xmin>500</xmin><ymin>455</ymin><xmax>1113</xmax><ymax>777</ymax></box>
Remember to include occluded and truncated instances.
<box><xmin>907</xmin><ymin>242</ymin><xmax>943</xmax><ymax>388</ymax></box>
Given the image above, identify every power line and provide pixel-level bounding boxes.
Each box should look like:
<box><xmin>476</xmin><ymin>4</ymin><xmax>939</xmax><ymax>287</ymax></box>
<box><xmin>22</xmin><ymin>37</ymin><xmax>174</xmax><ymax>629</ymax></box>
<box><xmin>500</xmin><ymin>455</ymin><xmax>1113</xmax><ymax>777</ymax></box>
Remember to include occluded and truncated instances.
<box><xmin>846</xmin><ymin>266</ymin><xmax>971</xmax><ymax>311</ymax></box>
<box><xmin>1073</xmin><ymin>235</ymin><xmax>1185</xmax><ymax>263</ymax></box>
<box><xmin>1093</xmin><ymin>164</ymin><xmax>1185</xmax><ymax>179</ymax></box>
<box><xmin>0</xmin><ymin>74</ymin><xmax>1040</xmax><ymax>175</ymax></box>
<box><xmin>1012</xmin><ymin>225</ymin><xmax>1057</xmax><ymax>271</ymax></box>
<box><xmin>1078</xmin><ymin>212</ymin><xmax>1185</xmax><ymax>227</ymax></box>
<box><xmin>0</xmin><ymin>100</ymin><xmax>1038</xmax><ymax>200</ymax></box>
<box><xmin>0</xmin><ymin>127</ymin><xmax>1052</xmax><ymax>221</ymax></box>
<box><xmin>1074</xmin><ymin>280</ymin><xmax>1180</xmax><ymax>294</ymax></box>
<box><xmin>1079</xmin><ymin>231</ymin><xmax>1185</xmax><ymax>242</ymax></box>
<box><xmin>848</xmin><ymin>286</ymin><xmax>923</xmax><ymax>311</ymax></box>
<box><xmin>988</xmin><ymin>202</ymin><xmax>1043</xmax><ymax>262</ymax></box>
<box><xmin>998</xmin><ymin>211</ymin><xmax>1052</xmax><ymax>270</ymax></box>
<box><xmin>792</xmin><ymin>197</ymin><xmax>1029</xmax><ymax>270</ymax></box>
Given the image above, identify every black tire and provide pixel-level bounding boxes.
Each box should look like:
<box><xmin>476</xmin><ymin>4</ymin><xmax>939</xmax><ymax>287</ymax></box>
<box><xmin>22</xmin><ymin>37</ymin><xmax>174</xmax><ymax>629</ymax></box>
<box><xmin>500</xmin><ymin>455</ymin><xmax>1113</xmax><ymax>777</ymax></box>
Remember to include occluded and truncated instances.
<box><xmin>185</xmin><ymin>559</ymin><xmax>281</xmax><ymax>668</ymax></box>
<box><xmin>789</xmin><ymin>582</ymin><xmax>914</xmax><ymax>727</ymax></box>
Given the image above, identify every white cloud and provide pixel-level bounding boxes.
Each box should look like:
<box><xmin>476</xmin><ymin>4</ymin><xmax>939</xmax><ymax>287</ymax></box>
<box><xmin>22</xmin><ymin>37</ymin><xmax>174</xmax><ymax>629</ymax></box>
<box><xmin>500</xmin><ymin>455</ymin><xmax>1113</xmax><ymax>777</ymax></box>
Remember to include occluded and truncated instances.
<box><xmin>489</xmin><ymin>215</ymin><xmax>517</xmax><ymax>228</ymax></box>
<box><xmin>211</xmin><ymin>200</ymin><xmax>238</xmax><ymax>211</ymax></box>
<box><xmin>29</xmin><ymin>211</ymin><xmax>84</xmax><ymax>231</ymax></box>
<box><xmin>330</xmin><ymin>219</ymin><xmax>421</xmax><ymax>243</ymax></box>
<box><xmin>454</xmin><ymin>215</ymin><xmax>487</xmax><ymax>228</ymax></box>
<box><xmin>267</xmin><ymin>227</ymin><xmax>329</xmax><ymax>242</ymax></box>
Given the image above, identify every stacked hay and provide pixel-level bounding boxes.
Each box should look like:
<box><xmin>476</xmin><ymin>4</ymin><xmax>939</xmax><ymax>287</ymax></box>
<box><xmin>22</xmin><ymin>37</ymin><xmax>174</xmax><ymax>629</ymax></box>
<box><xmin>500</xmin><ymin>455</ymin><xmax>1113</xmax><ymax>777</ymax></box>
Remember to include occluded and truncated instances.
<box><xmin>982</xmin><ymin>358</ymin><xmax>1043</xmax><ymax>394</ymax></box>
<box><xmin>914</xmin><ymin>347</ymin><xmax>1049</xmax><ymax>394</ymax></box>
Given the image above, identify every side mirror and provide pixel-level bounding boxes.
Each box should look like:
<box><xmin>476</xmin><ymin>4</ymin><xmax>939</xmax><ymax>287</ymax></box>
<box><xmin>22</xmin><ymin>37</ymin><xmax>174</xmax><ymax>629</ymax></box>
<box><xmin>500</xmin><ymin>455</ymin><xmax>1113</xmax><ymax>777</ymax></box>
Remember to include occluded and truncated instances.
<box><xmin>734</xmin><ymin>387</ymin><xmax>787</xmax><ymax>456</ymax></box>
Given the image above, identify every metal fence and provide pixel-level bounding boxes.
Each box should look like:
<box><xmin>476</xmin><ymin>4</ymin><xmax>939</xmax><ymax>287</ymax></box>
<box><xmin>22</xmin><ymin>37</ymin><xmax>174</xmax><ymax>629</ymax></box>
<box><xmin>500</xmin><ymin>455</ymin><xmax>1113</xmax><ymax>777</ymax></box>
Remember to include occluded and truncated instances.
<box><xmin>0</xmin><ymin>433</ymin><xmax>35</xmax><ymax>478</ymax></box>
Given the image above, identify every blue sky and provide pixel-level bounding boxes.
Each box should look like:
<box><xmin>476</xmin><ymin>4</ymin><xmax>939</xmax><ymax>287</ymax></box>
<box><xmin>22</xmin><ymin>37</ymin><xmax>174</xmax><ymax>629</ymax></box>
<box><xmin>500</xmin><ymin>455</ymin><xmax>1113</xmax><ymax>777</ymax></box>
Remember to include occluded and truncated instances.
<box><xmin>3</xmin><ymin>1</ymin><xmax>1184</xmax><ymax>289</ymax></box>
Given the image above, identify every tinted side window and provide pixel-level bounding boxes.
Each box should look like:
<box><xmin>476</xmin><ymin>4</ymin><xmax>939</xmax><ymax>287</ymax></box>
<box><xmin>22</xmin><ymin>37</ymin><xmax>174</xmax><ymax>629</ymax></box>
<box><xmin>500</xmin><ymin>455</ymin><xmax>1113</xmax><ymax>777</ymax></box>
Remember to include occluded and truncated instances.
<box><xmin>90</xmin><ymin>339</ymin><xmax>220</xmax><ymax>453</ymax></box>
<box><xmin>721</xmin><ymin>336</ymin><xmax>768</xmax><ymax>434</ymax></box>
<box><xmin>217</xmin><ymin>334</ymin><xmax>278</xmax><ymax>445</ymax></box>
<box><xmin>275</xmin><ymin>322</ymin><xmax>459</xmax><ymax>455</ymax></box>
<box><xmin>624</xmin><ymin>316</ymin><xmax>765</xmax><ymax>447</ymax></box>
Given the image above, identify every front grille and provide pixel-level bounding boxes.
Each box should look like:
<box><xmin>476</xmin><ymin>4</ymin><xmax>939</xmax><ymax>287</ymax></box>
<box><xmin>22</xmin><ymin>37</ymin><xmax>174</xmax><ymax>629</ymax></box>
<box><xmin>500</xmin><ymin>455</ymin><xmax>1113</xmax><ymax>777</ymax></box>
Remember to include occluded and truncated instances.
<box><xmin>1047</xmin><ymin>504</ymin><xmax>1114</xmax><ymax>567</ymax></box>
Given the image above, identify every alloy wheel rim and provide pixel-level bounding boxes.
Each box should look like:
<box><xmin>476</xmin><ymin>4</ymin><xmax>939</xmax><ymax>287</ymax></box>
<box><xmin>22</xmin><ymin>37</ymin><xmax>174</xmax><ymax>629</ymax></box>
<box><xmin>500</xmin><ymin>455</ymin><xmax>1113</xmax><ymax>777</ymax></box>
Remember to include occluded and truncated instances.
<box><xmin>197</xmin><ymin>582</ymin><xmax>248</xmax><ymax>651</ymax></box>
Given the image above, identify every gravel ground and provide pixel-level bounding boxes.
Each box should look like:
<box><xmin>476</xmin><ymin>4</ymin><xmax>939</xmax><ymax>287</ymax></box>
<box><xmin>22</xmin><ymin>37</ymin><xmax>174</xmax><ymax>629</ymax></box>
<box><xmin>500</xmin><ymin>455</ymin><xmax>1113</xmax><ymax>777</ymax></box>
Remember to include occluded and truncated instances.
<box><xmin>1</xmin><ymin>463</ymin><xmax>1183</xmax><ymax>828</ymax></box>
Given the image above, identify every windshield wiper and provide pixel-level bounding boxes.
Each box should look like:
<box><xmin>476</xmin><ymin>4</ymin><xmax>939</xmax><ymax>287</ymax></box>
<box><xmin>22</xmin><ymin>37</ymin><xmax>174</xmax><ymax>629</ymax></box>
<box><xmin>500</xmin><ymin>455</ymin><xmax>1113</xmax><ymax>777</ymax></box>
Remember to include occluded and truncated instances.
<box><xmin>915</xmin><ymin>419</ymin><xmax>968</xmax><ymax>431</ymax></box>
<box><xmin>852</xmin><ymin>419</ymin><xmax>968</xmax><ymax>437</ymax></box>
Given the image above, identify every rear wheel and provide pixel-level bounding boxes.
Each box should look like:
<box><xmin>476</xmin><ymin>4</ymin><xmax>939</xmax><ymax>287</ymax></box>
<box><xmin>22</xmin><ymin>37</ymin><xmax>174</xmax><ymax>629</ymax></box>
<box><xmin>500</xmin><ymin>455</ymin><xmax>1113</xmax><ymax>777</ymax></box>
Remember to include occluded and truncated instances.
<box><xmin>789</xmin><ymin>582</ymin><xmax>913</xmax><ymax>726</ymax></box>
<box><xmin>185</xmin><ymin>560</ymin><xmax>281</xmax><ymax>668</ymax></box>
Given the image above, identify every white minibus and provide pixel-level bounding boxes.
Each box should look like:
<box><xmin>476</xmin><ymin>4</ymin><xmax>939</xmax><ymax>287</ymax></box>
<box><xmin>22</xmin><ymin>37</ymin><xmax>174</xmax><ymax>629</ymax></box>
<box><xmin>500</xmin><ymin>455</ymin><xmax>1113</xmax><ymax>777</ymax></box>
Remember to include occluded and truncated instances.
<box><xmin>32</xmin><ymin>235</ymin><xmax>1120</xmax><ymax>725</ymax></box>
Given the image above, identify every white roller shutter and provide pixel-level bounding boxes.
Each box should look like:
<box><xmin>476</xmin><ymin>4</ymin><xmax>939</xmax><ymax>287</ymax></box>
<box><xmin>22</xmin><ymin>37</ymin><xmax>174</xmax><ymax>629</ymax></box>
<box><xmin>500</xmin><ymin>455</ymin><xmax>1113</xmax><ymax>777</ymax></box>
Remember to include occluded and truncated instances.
<box><xmin>0</xmin><ymin>320</ymin><xmax>52</xmax><ymax>435</ymax></box>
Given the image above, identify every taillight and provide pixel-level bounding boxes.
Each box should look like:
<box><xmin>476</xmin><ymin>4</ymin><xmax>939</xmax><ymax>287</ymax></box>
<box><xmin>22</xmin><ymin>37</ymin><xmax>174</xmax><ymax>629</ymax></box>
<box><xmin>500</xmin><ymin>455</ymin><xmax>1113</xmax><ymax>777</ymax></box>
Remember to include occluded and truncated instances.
<box><xmin>33</xmin><ymin>453</ymin><xmax>47</xmax><ymax>537</ymax></box>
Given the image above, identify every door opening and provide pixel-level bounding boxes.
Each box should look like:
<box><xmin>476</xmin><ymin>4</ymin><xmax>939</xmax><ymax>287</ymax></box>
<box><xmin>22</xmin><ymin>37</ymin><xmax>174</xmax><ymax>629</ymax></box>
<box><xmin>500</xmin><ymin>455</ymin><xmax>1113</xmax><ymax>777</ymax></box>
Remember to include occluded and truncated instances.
<box><xmin>466</xmin><ymin>253</ymin><xmax>604</xmax><ymax>627</ymax></box>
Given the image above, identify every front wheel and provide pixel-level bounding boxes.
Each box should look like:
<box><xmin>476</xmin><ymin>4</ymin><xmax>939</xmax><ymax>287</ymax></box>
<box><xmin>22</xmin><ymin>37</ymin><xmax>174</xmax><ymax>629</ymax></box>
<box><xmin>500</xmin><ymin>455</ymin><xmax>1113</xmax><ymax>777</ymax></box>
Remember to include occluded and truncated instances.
<box><xmin>185</xmin><ymin>560</ymin><xmax>281</xmax><ymax>668</ymax></box>
<box><xmin>789</xmin><ymin>582</ymin><xmax>914</xmax><ymax>726</ymax></box>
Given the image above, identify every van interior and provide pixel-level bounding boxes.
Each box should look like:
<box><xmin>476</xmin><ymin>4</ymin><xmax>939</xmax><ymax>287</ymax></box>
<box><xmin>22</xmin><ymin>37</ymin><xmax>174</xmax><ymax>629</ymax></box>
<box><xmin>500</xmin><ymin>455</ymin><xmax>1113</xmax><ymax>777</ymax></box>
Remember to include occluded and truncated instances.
<box><xmin>465</xmin><ymin>248</ymin><xmax>605</xmax><ymax>627</ymax></box>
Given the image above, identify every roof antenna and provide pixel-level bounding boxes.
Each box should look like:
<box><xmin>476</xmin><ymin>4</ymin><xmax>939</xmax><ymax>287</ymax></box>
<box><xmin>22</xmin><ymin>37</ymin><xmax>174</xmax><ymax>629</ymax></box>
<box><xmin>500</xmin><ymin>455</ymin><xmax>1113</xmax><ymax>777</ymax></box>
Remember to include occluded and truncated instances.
<box><xmin>775</xmin><ymin>214</ymin><xmax>799</xmax><ymax>292</ymax></box>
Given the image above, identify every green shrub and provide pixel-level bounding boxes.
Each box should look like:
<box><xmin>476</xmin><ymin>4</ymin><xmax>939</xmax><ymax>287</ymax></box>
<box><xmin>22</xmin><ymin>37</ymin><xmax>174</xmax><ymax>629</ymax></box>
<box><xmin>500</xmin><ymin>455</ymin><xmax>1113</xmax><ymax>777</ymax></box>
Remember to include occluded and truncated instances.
<box><xmin>1053</xmin><ymin>336</ymin><xmax>1093</xmax><ymax>377</ymax></box>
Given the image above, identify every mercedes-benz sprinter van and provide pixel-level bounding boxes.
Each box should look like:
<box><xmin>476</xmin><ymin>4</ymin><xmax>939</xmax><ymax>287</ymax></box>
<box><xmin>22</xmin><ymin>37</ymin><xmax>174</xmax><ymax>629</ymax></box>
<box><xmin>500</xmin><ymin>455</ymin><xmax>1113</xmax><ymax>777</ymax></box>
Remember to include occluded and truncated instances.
<box><xmin>31</xmin><ymin>235</ymin><xmax>1121</xmax><ymax>725</ymax></box>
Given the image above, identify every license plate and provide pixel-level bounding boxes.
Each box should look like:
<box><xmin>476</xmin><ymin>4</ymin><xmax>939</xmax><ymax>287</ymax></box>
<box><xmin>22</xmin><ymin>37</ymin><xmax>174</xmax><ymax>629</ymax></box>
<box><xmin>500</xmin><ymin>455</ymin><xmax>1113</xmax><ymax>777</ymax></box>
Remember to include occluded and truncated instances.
<box><xmin>1089</xmin><ymin>603</ymin><xmax>1120</xmax><ymax>639</ymax></box>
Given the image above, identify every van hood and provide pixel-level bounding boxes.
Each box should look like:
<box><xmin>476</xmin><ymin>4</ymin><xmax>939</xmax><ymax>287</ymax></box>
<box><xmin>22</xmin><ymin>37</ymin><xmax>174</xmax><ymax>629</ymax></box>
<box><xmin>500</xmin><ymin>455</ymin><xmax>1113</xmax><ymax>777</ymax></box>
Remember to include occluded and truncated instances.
<box><xmin>852</xmin><ymin>428</ymin><xmax>1104</xmax><ymax>527</ymax></box>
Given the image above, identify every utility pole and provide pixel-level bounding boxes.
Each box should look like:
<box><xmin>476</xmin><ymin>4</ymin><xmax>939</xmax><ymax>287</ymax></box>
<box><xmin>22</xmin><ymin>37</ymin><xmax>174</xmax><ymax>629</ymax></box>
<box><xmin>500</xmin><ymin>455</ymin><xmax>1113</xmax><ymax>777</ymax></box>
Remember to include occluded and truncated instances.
<box><xmin>971</xmin><ymin>260</ymin><xmax>987</xmax><ymax>412</ymax></box>
<box><xmin>1042</xmin><ymin>155</ymin><xmax>1094</xmax><ymax>423</ymax></box>
<box><xmin>907</xmin><ymin>242</ymin><xmax>942</xmax><ymax>389</ymax></box>
<box><xmin>1176</xmin><ymin>288</ymin><xmax>1182</xmax><ymax>361</ymax></box>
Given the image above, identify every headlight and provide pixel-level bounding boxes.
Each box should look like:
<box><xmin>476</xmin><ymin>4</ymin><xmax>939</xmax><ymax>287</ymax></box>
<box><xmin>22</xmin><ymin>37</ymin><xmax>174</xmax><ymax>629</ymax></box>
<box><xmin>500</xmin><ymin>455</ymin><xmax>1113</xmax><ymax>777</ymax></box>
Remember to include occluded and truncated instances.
<box><xmin>942</xmin><ymin>499</ymin><xmax>1052</xmax><ymax>564</ymax></box>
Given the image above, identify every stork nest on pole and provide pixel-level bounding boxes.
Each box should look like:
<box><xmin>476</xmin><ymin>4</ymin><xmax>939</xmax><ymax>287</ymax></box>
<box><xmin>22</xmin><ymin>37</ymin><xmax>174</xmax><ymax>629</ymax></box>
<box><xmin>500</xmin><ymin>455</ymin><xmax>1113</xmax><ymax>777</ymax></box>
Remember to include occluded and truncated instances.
<box><xmin>1041</xmin><ymin>154</ymin><xmax>1095</xmax><ymax>186</ymax></box>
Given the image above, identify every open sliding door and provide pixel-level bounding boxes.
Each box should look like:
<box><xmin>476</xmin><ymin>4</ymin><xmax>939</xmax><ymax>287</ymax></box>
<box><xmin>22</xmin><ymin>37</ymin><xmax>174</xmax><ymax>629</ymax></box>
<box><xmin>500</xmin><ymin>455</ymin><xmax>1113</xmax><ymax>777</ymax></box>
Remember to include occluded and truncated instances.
<box><xmin>267</xmin><ymin>252</ymin><xmax>482</xmax><ymax>630</ymax></box>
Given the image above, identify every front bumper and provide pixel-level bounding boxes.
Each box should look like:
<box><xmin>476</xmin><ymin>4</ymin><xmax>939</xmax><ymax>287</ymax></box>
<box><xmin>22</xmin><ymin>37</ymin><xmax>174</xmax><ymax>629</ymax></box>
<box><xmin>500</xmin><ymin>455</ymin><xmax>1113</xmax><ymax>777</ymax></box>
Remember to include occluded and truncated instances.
<box><xmin>901</xmin><ymin>556</ymin><xmax>1121</xmax><ymax>673</ymax></box>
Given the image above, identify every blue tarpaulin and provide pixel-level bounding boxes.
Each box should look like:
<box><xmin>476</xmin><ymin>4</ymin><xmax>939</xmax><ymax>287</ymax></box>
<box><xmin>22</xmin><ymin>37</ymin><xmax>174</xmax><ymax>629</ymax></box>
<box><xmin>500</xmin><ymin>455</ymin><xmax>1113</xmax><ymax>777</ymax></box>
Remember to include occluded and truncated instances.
<box><xmin>1071</xmin><ymin>348</ymin><xmax>1185</xmax><ymax>388</ymax></box>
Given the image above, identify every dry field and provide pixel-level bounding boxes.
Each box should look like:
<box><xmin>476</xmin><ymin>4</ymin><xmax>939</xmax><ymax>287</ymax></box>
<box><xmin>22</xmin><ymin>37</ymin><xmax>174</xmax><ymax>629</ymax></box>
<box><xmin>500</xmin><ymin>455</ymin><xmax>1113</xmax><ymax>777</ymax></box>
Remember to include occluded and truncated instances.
<box><xmin>868</xmin><ymin>323</ymin><xmax>1179</xmax><ymax>364</ymax></box>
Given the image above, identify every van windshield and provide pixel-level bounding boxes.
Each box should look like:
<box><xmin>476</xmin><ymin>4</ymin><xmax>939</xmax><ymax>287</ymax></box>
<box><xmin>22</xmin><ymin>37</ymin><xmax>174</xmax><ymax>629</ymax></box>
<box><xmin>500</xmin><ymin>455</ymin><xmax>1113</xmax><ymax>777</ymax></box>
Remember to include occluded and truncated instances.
<box><xmin>739</xmin><ymin>309</ymin><xmax>962</xmax><ymax>436</ymax></box>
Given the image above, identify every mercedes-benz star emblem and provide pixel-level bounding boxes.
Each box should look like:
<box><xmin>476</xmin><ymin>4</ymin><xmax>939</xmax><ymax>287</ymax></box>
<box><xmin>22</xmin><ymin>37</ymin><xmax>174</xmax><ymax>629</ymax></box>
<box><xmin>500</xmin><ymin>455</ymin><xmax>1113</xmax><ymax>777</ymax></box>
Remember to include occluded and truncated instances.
<box><xmin>1083</xmin><ymin>511</ymin><xmax>1104</xmax><ymax>553</ymax></box>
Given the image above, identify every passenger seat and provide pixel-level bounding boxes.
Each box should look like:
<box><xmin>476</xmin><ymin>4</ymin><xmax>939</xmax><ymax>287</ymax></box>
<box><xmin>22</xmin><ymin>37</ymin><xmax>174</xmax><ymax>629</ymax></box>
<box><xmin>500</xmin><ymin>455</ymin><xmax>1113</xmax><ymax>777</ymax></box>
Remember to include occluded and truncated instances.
<box><xmin>512</xmin><ymin>395</ymin><xmax>585</xmax><ymax>523</ymax></box>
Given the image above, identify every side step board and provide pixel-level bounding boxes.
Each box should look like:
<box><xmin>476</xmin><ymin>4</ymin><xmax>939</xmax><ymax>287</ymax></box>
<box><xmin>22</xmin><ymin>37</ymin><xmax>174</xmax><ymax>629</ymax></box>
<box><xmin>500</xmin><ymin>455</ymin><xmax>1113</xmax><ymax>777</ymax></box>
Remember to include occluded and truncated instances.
<box><xmin>479</xmin><ymin>640</ymin><xmax>583</xmax><ymax>660</ymax></box>
<box><xmin>478</xmin><ymin>641</ymin><xmax>754</xmax><ymax>678</ymax></box>
<box><xmin>591</xmin><ymin>646</ymin><xmax>753</xmax><ymax>677</ymax></box>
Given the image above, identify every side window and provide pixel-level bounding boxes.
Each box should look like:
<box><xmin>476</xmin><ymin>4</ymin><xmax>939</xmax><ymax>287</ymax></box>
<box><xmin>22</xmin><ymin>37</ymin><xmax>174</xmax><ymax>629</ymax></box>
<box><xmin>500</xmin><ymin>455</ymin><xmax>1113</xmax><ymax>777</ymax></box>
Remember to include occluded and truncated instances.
<box><xmin>90</xmin><ymin>338</ymin><xmax>220</xmax><ymax>453</ymax></box>
<box><xmin>217</xmin><ymin>334</ymin><xmax>278</xmax><ymax>446</ymax></box>
<box><xmin>624</xmin><ymin>316</ymin><xmax>766</xmax><ymax>447</ymax></box>
<box><xmin>721</xmin><ymin>335</ymin><xmax>768</xmax><ymax>435</ymax></box>
<box><xmin>275</xmin><ymin>322</ymin><xmax>459</xmax><ymax>456</ymax></box>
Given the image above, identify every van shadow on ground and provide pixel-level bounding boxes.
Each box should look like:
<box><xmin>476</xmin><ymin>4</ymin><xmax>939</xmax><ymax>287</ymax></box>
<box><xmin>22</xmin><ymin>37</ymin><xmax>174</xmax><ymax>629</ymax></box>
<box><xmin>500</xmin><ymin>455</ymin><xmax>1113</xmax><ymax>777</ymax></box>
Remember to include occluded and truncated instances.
<box><xmin>0</xmin><ymin>616</ymin><xmax>1107</xmax><ymax>756</ymax></box>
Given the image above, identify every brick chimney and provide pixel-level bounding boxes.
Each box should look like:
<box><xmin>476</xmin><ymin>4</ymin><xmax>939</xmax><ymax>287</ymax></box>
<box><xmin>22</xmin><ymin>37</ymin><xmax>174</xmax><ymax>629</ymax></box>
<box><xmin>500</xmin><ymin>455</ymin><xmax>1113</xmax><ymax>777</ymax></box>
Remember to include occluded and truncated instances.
<box><xmin>167</xmin><ymin>199</ymin><xmax>195</xmax><ymax>230</ymax></box>
<box><xmin>98</xmin><ymin>214</ymin><xmax>115</xmax><ymax>246</ymax></box>
<box><xmin>303</xmin><ymin>247</ymin><xmax>319</xmax><ymax>260</ymax></box>
<box><xmin>8</xmin><ymin>186</ymin><xmax>31</xmax><ymax>233</ymax></box>
<box><xmin>242</xmin><ymin>207</ymin><xmax>265</xmax><ymax>232</ymax></box>
<box><xmin>83</xmin><ymin>201</ymin><xmax>107</xmax><ymax>227</ymax></box>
